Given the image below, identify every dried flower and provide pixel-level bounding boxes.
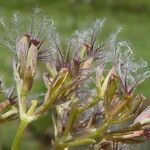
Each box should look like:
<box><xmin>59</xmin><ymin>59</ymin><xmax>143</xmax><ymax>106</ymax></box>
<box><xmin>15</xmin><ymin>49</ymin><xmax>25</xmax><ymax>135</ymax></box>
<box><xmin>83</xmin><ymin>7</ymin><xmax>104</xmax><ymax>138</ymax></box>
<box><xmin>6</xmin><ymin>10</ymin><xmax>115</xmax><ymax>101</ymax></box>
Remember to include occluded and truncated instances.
<box><xmin>0</xmin><ymin>9</ymin><xmax>150</xmax><ymax>150</ymax></box>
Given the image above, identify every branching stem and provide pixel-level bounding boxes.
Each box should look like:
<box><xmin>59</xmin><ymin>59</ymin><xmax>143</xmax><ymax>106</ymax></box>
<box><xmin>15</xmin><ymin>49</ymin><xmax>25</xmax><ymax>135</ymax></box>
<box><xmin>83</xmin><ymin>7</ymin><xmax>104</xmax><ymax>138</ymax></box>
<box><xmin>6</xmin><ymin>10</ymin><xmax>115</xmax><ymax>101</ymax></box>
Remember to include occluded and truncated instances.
<box><xmin>12</xmin><ymin>119</ymin><xmax>29</xmax><ymax>150</ymax></box>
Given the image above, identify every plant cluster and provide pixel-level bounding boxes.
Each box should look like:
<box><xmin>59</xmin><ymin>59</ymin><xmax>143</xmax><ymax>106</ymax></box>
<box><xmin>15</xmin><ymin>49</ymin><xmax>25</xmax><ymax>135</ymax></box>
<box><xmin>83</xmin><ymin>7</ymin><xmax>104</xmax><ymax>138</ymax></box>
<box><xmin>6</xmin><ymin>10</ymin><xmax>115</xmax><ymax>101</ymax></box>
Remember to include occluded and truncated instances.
<box><xmin>0</xmin><ymin>8</ymin><xmax>150</xmax><ymax>150</ymax></box>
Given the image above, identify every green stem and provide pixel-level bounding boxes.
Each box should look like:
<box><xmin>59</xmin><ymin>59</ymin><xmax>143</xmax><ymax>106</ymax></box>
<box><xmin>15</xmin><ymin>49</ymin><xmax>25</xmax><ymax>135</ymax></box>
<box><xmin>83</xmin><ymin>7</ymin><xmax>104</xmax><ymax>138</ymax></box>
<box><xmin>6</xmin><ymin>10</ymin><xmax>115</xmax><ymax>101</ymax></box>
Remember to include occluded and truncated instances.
<box><xmin>68</xmin><ymin>121</ymin><xmax>110</xmax><ymax>146</ymax></box>
<box><xmin>56</xmin><ymin>120</ymin><xmax>110</xmax><ymax>149</ymax></box>
<box><xmin>63</xmin><ymin>138</ymin><xmax>96</xmax><ymax>148</ymax></box>
<box><xmin>63</xmin><ymin>99</ymin><xmax>78</xmax><ymax>138</ymax></box>
<box><xmin>11</xmin><ymin>119</ymin><xmax>29</xmax><ymax>150</ymax></box>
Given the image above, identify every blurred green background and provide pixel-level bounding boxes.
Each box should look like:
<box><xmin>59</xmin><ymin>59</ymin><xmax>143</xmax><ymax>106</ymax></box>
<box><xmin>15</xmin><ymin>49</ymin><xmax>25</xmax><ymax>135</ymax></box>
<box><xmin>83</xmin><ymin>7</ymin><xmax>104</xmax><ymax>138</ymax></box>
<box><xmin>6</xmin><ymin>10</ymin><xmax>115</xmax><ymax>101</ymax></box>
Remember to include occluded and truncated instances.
<box><xmin>0</xmin><ymin>0</ymin><xmax>150</xmax><ymax>149</ymax></box>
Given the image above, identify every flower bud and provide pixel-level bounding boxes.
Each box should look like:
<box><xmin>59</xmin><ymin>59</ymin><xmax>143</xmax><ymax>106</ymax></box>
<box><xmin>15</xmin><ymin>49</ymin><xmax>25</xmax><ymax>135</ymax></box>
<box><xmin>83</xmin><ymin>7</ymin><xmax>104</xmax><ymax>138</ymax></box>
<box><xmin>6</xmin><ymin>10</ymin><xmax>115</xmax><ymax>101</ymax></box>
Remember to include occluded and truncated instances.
<box><xmin>16</xmin><ymin>35</ymin><xmax>29</xmax><ymax>78</ymax></box>
<box><xmin>16</xmin><ymin>34</ymin><xmax>39</xmax><ymax>94</ymax></box>
<box><xmin>82</xmin><ymin>58</ymin><xmax>93</xmax><ymax>70</ymax></box>
<box><xmin>100</xmin><ymin>67</ymin><xmax>116</xmax><ymax>99</ymax></box>
<box><xmin>22</xmin><ymin>43</ymin><xmax>38</xmax><ymax>94</ymax></box>
<box><xmin>44</xmin><ymin>68</ymin><xmax>69</xmax><ymax>104</ymax></box>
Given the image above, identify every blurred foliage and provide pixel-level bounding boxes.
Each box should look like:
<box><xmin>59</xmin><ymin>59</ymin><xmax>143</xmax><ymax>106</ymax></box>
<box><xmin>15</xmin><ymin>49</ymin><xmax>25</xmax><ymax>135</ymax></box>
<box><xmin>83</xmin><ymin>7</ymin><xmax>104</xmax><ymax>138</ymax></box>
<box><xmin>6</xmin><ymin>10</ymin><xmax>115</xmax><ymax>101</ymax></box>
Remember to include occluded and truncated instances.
<box><xmin>0</xmin><ymin>0</ymin><xmax>150</xmax><ymax>149</ymax></box>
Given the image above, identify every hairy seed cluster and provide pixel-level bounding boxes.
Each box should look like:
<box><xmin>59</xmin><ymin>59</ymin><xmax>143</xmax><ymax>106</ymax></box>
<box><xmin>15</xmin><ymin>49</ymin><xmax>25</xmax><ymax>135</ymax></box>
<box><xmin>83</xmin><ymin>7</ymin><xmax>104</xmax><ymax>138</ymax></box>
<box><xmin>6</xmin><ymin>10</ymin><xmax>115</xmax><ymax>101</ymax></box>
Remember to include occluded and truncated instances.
<box><xmin>0</xmin><ymin>8</ymin><xmax>150</xmax><ymax>150</ymax></box>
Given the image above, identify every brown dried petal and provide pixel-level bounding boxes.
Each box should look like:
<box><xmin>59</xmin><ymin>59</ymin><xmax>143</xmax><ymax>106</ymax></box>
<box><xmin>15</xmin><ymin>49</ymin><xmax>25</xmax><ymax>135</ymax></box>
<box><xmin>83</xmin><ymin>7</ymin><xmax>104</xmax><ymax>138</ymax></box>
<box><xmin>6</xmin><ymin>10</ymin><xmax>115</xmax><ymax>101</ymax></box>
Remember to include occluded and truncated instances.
<box><xmin>134</xmin><ymin>106</ymin><xmax>150</xmax><ymax>124</ymax></box>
